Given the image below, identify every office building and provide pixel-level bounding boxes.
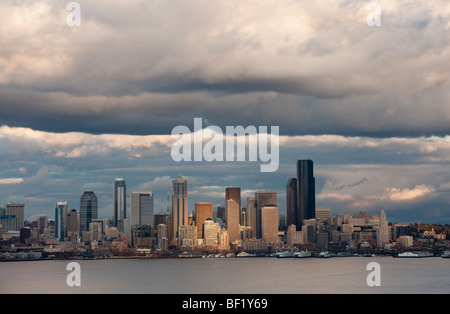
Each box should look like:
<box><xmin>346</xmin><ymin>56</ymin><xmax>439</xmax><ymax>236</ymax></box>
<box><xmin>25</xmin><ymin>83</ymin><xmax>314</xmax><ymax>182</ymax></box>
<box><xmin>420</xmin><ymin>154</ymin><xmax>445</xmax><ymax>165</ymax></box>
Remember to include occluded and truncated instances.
<box><xmin>226</xmin><ymin>199</ymin><xmax>241</xmax><ymax>243</ymax></box>
<box><xmin>178</xmin><ymin>225</ymin><xmax>197</xmax><ymax>246</ymax></box>
<box><xmin>55</xmin><ymin>201</ymin><xmax>68</xmax><ymax>240</ymax></box>
<box><xmin>204</xmin><ymin>218</ymin><xmax>220</xmax><ymax>246</ymax></box>
<box><xmin>5</xmin><ymin>203</ymin><xmax>25</xmax><ymax>231</ymax></box>
<box><xmin>261</xmin><ymin>205</ymin><xmax>279</xmax><ymax>243</ymax></box>
<box><xmin>80</xmin><ymin>191</ymin><xmax>98</xmax><ymax>232</ymax></box>
<box><xmin>297</xmin><ymin>160</ymin><xmax>315</xmax><ymax>225</ymax></box>
<box><xmin>226</xmin><ymin>187</ymin><xmax>242</xmax><ymax>225</ymax></box>
<box><xmin>113</xmin><ymin>178</ymin><xmax>127</xmax><ymax>227</ymax></box>
<box><xmin>246</xmin><ymin>197</ymin><xmax>256</xmax><ymax>235</ymax></box>
<box><xmin>316</xmin><ymin>208</ymin><xmax>331</xmax><ymax>222</ymax></box>
<box><xmin>171</xmin><ymin>175</ymin><xmax>188</xmax><ymax>243</ymax></box>
<box><xmin>131</xmin><ymin>191</ymin><xmax>154</xmax><ymax>227</ymax></box>
<box><xmin>286</xmin><ymin>178</ymin><xmax>297</xmax><ymax>228</ymax></box>
<box><xmin>377</xmin><ymin>209</ymin><xmax>389</xmax><ymax>247</ymax></box>
<box><xmin>67</xmin><ymin>209</ymin><xmax>78</xmax><ymax>238</ymax></box>
<box><xmin>195</xmin><ymin>202</ymin><xmax>213</xmax><ymax>240</ymax></box>
<box><xmin>255</xmin><ymin>190</ymin><xmax>277</xmax><ymax>239</ymax></box>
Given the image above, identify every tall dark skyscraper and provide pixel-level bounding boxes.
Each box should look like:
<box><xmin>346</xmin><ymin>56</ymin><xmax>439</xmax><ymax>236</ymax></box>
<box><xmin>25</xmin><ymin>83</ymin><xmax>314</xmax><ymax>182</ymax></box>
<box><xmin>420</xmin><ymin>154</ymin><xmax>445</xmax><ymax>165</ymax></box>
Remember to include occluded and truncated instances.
<box><xmin>225</xmin><ymin>187</ymin><xmax>241</xmax><ymax>225</ymax></box>
<box><xmin>286</xmin><ymin>178</ymin><xmax>298</xmax><ymax>228</ymax></box>
<box><xmin>296</xmin><ymin>160</ymin><xmax>315</xmax><ymax>227</ymax></box>
<box><xmin>80</xmin><ymin>191</ymin><xmax>98</xmax><ymax>232</ymax></box>
<box><xmin>114</xmin><ymin>178</ymin><xmax>127</xmax><ymax>227</ymax></box>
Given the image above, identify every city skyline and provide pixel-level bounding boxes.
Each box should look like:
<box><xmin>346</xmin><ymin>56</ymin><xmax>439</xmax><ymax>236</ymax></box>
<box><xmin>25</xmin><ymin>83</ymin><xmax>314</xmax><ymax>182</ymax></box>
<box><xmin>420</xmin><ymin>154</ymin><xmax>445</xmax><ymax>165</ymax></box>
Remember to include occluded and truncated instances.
<box><xmin>0</xmin><ymin>1</ymin><xmax>450</xmax><ymax>225</ymax></box>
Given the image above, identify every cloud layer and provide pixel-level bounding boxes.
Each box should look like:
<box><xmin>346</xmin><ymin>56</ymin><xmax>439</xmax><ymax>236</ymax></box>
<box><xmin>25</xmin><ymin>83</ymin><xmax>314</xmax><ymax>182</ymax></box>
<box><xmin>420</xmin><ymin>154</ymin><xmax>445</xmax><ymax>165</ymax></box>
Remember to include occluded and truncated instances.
<box><xmin>0</xmin><ymin>0</ymin><xmax>449</xmax><ymax>136</ymax></box>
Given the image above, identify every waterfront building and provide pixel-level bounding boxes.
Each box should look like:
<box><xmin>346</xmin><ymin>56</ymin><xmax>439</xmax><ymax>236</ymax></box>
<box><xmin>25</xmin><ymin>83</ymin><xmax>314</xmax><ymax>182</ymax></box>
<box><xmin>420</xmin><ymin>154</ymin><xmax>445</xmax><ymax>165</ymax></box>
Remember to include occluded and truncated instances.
<box><xmin>178</xmin><ymin>225</ymin><xmax>197</xmax><ymax>246</ymax></box>
<box><xmin>286</xmin><ymin>224</ymin><xmax>304</xmax><ymax>247</ymax></box>
<box><xmin>204</xmin><ymin>218</ymin><xmax>220</xmax><ymax>246</ymax></box>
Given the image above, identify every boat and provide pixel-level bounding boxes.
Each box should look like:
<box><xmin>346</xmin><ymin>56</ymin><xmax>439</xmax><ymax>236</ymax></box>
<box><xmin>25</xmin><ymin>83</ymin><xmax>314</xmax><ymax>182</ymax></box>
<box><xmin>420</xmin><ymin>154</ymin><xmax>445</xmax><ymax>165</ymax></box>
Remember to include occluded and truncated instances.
<box><xmin>396</xmin><ymin>251</ymin><xmax>434</xmax><ymax>258</ymax></box>
<box><xmin>294</xmin><ymin>250</ymin><xmax>312</xmax><ymax>258</ymax></box>
<box><xmin>276</xmin><ymin>251</ymin><xmax>294</xmax><ymax>258</ymax></box>
<box><xmin>236</xmin><ymin>251</ymin><xmax>256</xmax><ymax>257</ymax></box>
<box><xmin>226</xmin><ymin>253</ymin><xmax>235</xmax><ymax>258</ymax></box>
<box><xmin>442</xmin><ymin>250</ymin><xmax>450</xmax><ymax>259</ymax></box>
<box><xmin>318</xmin><ymin>251</ymin><xmax>332</xmax><ymax>258</ymax></box>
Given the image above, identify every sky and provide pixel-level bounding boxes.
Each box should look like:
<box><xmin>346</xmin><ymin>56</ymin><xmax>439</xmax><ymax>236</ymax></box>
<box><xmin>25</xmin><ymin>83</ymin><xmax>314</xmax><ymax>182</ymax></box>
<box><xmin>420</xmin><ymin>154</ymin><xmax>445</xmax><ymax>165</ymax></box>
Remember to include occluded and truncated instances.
<box><xmin>0</xmin><ymin>0</ymin><xmax>449</xmax><ymax>224</ymax></box>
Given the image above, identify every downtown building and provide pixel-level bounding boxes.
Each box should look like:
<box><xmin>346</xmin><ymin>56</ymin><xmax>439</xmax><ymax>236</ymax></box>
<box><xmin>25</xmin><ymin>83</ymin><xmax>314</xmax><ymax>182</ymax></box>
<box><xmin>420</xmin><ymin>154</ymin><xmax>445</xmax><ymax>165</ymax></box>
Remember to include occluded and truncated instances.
<box><xmin>113</xmin><ymin>178</ymin><xmax>127</xmax><ymax>228</ymax></box>
<box><xmin>80</xmin><ymin>191</ymin><xmax>98</xmax><ymax>233</ymax></box>
<box><xmin>286</xmin><ymin>160</ymin><xmax>316</xmax><ymax>231</ymax></box>
<box><xmin>130</xmin><ymin>191</ymin><xmax>154</xmax><ymax>227</ymax></box>
<box><xmin>171</xmin><ymin>175</ymin><xmax>188</xmax><ymax>245</ymax></box>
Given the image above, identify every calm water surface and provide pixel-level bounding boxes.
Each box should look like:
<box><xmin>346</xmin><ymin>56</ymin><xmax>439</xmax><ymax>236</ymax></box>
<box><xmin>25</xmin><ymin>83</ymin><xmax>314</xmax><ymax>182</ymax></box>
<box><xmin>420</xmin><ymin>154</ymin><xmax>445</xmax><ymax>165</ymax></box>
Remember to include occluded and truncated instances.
<box><xmin>1</xmin><ymin>256</ymin><xmax>449</xmax><ymax>294</ymax></box>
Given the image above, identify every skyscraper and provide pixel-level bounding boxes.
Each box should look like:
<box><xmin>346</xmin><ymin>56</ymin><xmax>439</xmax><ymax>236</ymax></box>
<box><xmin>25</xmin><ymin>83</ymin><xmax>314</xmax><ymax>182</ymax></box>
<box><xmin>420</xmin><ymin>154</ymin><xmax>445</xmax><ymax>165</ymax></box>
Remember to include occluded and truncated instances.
<box><xmin>226</xmin><ymin>187</ymin><xmax>241</xmax><ymax>224</ymax></box>
<box><xmin>80</xmin><ymin>191</ymin><xmax>98</xmax><ymax>232</ymax></box>
<box><xmin>130</xmin><ymin>191</ymin><xmax>154</xmax><ymax>227</ymax></box>
<box><xmin>261</xmin><ymin>205</ymin><xmax>279</xmax><ymax>243</ymax></box>
<box><xmin>5</xmin><ymin>203</ymin><xmax>24</xmax><ymax>231</ymax></box>
<box><xmin>286</xmin><ymin>178</ymin><xmax>297</xmax><ymax>228</ymax></box>
<box><xmin>171</xmin><ymin>175</ymin><xmax>188</xmax><ymax>243</ymax></box>
<box><xmin>255</xmin><ymin>190</ymin><xmax>277</xmax><ymax>239</ymax></box>
<box><xmin>297</xmin><ymin>160</ymin><xmax>315</xmax><ymax>226</ymax></box>
<box><xmin>246</xmin><ymin>197</ymin><xmax>256</xmax><ymax>236</ymax></box>
<box><xmin>195</xmin><ymin>202</ymin><xmax>213</xmax><ymax>240</ymax></box>
<box><xmin>226</xmin><ymin>199</ymin><xmax>241</xmax><ymax>243</ymax></box>
<box><xmin>67</xmin><ymin>209</ymin><xmax>78</xmax><ymax>239</ymax></box>
<box><xmin>113</xmin><ymin>178</ymin><xmax>127</xmax><ymax>227</ymax></box>
<box><xmin>55</xmin><ymin>201</ymin><xmax>68</xmax><ymax>240</ymax></box>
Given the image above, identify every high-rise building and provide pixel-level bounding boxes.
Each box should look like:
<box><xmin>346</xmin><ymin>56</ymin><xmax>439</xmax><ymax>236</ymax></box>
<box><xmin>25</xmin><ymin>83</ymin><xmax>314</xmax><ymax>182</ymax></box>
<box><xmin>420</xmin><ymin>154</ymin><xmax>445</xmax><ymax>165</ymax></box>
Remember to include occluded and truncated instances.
<box><xmin>297</xmin><ymin>160</ymin><xmax>315</xmax><ymax>226</ymax></box>
<box><xmin>255</xmin><ymin>191</ymin><xmax>277</xmax><ymax>239</ymax></box>
<box><xmin>38</xmin><ymin>215</ymin><xmax>48</xmax><ymax>235</ymax></box>
<box><xmin>226</xmin><ymin>199</ymin><xmax>241</xmax><ymax>243</ymax></box>
<box><xmin>226</xmin><ymin>187</ymin><xmax>242</xmax><ymax>224</ymax></box>
<box><xmin>55</xmin><ymin>201</ymin><xmax>68</xmax><ymax>240</ymax></box>
<box><xmin>286</xmin><ymin>178</ymin><xmax>297</xmax><ymax>228</ymax></box>
<box><xmin>204</xmin><ymin>218</ymin><xmax>220</xmax><ymax>246</ymax></box>
<box><xmin>377</xmin><ymin>209</ymin><xmax>389</xmax><ymax>247</ymax></box>
<box><xmin>217</xmin><ymin>206</ymin><xmax>226</xmax><ymax>224</ymax></box>
<box><xmin>261</xmin><ymin>205</ymin><xmax>279</xmax><ymax>243</ymax></box>
<box><xmin>246</xmin><ymin>197</ymin><xmax>256</xmax><ymax>235</ymax></box>
<box><xmin>80</xmin><ymin>191</ymin><xmax>98</xmax><ymax>232</ymax></box>
<box><xmin>67</xmin><ymin>209</ymin><xmax>78</xmax><ymax>239</ymax></box>
<box><xmin>171</xmin><ymin>175</ymin><xmax>188</xmax><ymax>243</ymax></box>
<box><xmin>113</xmin><ymin>178</ymin><xmax>127</xmax><ymax>227</ymax></box>
<box><xmin>131</xmin><ymin>191</ymin><xmax>154</xmax><ymax>227</ymax></box>
<box><xmin>5</xmin><ymin>203</ymin><xmax>25</xmax><ymax>231</ymax></box>
<box><xmin>195</xmin><ymin>202</ymin><xmax>213</xmax><ymax>240</ymax></box>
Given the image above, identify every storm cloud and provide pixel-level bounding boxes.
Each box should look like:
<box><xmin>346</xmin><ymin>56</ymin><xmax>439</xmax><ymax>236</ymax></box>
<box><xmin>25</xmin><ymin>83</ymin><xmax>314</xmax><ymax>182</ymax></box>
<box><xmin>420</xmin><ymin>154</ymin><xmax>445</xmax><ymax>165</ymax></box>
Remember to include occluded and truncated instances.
<box><xmin>0</xmin><ymin>1</ymin><xmax>449</xmax><ymax>223</ymax></box>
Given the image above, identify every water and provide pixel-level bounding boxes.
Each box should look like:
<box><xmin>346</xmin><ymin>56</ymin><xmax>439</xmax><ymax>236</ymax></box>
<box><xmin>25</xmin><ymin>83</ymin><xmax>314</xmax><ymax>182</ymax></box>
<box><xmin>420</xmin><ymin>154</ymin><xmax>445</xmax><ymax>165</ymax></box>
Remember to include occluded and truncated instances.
<box><xmin>1</xmin><ymin>256</ymin><xmax>449</xmax><ymax>294</ymax></box>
